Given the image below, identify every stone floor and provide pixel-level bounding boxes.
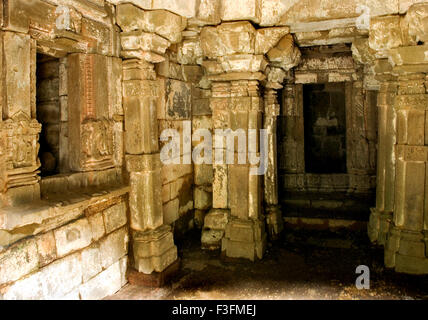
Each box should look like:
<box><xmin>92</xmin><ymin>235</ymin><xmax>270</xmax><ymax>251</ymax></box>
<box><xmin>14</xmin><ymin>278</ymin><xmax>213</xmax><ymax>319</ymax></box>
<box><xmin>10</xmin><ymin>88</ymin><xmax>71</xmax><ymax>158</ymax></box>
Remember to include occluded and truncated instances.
<box><xmin>107</xmin><ymin>228</ymin><xmax>428</xmax><ymax>300</ymax></box>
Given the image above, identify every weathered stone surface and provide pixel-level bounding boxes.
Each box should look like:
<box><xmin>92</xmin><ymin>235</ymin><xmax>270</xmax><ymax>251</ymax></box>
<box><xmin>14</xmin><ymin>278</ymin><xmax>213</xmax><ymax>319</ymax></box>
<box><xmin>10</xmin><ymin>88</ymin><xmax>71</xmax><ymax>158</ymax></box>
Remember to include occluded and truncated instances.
<box><xmin>121</xmin><ymin>31</ymin><xmax>171</xmax><ymax>55</ymax></box>
<box><xmin>163</xmin><ymin>198</ymin><xmax>179</xmax><ymax>225</ymax></box>
<box><xmin>200</xmin><ymin>22</ymin><xmax>256</xmax><ymax>59</ymax></box>
<box><xmin>36</xmin><ymin>232</ymin><xmax>57</xmax><ymax>267</ymax></box>
<box><xmin>201</xmin><ymin>229</ymin><xmax>224</xmax><ymax>249</ymax></box>
<box><xmin>369</xmin><ymin>16</ymin><xmax>403</xmax><ymax>58</ymax></box>
<box><xmin>2</xmin><ymin>252</ymin><xmax>82</xmax><ymax>300</ymax></box>
<box><xmin>117</xmin><ymin>4</ymin><xmax>187</xmax><ymax>43</ymax></box>
<box><xmin>267</xmin><ymin>35</ymin><xmax>301</xmax><ymax>71</ymax></box>
<box><xmin>194</xmin><ymin>186</ymin><xmax>212</xmax><ymax>210</ymax></box>
<box><xmin>99</xmin><ymin>227</ymin><xmax>129</xmax><ymax>269</ymax></box>
<box><xmin>255</xmin><ymin>27</ymin><xmax>290</xmax><ymax>54</ymax></box>
<box><xmin>103</xmin><ymin>202</ymin><xmax>127</xmax><ymax>234</ymax></box>
<box><xmin>79</xmin><ymin>257</ymin><xmax>127</xmax><ymax>300</ymax></box>
<box><xmin>81</xmin><ymin>244</ymin><xmax>102</xmax><ymax>282</ymax></box>
<box><xmin>221</xmin><ymin>0</ymin><xmax>262</xmax><ymax>23</ymax></box>
<box><xmin>54</xmin><ymin>218</ymin><xmax>93</xmax><ymax>258</ymax></box>
<box><xmin>133</xmin><ymin>225</ymin><xmax>178</xmax><ymax>274</ymax></box>
<box><xmin>405</xmin><ymin>3</ymin><xmax>428</xmax><ymax>43</ymax></box>
<box><xmin>0</xmin><ymin>239</ymin><xmax>38</xmax><ymax>286</ymax></box>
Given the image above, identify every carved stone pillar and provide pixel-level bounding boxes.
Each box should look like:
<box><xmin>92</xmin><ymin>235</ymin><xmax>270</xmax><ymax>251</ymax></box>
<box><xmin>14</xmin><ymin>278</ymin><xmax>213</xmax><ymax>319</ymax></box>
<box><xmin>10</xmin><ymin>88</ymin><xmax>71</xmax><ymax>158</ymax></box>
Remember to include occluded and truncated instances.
<box><xmin>367</xmin><ymin>60</ymin><xmax>397</xmax><ymax>245</ymax></box>
<box><xmin>0</xmin><ymin>31</ymin><xmax>41</xmax><ymax>207</ymax></box>
<box><xmin>263</xmin><ymin>68</ymin><xmax>288</xmax><ymax>239</ymax></box>
<box><xmin>383</xmin><ymin>44</ymin><xmax>428</xmax><ymax>274</ymax></box>
<box><xmin>199</xmin><ymin>22</ymin><xmax>299</xmax><ymax>259</ymax></box>
<box><xmin>117</xmin><ymin>4</ymin><xmax>185</xmax><ymax>274</ymax></box>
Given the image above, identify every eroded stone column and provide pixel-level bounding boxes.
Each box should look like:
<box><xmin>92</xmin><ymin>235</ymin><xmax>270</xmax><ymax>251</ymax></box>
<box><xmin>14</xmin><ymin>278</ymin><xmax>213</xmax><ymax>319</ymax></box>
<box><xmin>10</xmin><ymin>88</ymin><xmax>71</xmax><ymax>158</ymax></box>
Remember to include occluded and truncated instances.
<box><xmin>117</xmin><ymin>4</ymin><xmax>187</xmax><ymax>274</ymax></box>
<box><xmin>0</xmin><ymin>31</ymin><xmax>41</xmax><ymax>208</ymax></box>
<box><xmin>263</xmin><ymin>80</ymin><xmax>283</xmax><ymax>239</ymax></box>
<box><xmin>368</xmin><ymin>60</ymin><xmax>397</xmax><ymax>245</ymax></box>
<box><xmin>199</xmin><ymin>22</ymin><xmax>299</xmax><ymax>259</ymax></box>
<box><xmin>383</xmin><ymin>44</ymin><xmax>428</xmax><ymax>273</ymax></box>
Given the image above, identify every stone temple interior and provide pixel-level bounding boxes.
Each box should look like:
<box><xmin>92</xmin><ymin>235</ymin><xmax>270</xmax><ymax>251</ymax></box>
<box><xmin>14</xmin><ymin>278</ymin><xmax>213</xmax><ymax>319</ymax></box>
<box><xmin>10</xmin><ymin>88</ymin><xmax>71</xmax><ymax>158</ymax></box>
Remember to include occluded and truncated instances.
<box><xmin>1</xmin><ymin>0</ymin><xmax>428</xmax><ymax>300</ymax></box>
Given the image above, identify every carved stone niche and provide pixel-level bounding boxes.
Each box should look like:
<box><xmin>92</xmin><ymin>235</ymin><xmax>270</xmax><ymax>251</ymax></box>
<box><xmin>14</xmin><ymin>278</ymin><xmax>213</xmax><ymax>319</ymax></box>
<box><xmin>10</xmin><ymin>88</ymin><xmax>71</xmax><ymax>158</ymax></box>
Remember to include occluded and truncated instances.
<box><xmin>1</xmin><ymin>112</ymin><xmax>41</xmax><ymax>189</ymax></box>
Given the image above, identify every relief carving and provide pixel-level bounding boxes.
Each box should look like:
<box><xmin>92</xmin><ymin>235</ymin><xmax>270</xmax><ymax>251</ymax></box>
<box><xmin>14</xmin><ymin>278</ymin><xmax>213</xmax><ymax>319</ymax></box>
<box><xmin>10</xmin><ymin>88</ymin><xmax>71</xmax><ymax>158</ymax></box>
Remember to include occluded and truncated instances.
<box><xmin>2</xmin><ymin>112</ymin><xmax>41</xmax><ymax>188</ymax></box>
<box><xmin>81</xmin><ymin>118</ymin><xmax>114</xmax><ymax>170</ymax></box>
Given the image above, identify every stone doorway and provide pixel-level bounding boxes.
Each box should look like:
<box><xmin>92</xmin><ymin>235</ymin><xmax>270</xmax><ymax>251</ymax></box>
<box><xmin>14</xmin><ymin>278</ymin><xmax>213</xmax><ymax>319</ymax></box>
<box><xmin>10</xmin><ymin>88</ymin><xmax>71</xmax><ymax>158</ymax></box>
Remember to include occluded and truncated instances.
<box><xmin>303</xmin><ymin>83</ymin><xmax>347</xmax><ymax>174</ymax></box>
<box><xmin>277</xmin><ymin>45</ymin><xmax>378</xmax><ymax>227</ymax></box>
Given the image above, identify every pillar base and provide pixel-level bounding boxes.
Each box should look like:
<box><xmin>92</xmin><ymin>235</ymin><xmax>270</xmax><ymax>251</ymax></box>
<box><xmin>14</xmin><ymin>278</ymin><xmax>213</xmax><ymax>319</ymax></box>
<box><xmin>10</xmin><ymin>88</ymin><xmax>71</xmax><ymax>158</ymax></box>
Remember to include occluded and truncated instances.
<box><xmin>265</xmin><ymin>205</ymin><xmax>283</xmax><ymax>240</ymax></box>
<box><xmin>201</xmin><ymin>209</ymin><xmax>230</xmax><ymax>250</ymax></box>
<box><xmin>221</xmin><ymin>218</ymin><xmax>267</xmax><ymax>261</ymax></box>
<box><xmin>128</xmin><ymin>258</ymin><xmax>181</xmax><ymax>287</ymax></box>
<box><xmin>132</xmin><ymin>225</ymin><xmax>178</xmax><ymax>274</ymax></box>
<box><xmin>385</xmin><ymin>226</ymin><xmax>428</xmax><ymax>274</ymax></box>
<box><xmin>368</xmin><ymin>208</ymin><xmax>392</xmax><ymax>245</ymax></box>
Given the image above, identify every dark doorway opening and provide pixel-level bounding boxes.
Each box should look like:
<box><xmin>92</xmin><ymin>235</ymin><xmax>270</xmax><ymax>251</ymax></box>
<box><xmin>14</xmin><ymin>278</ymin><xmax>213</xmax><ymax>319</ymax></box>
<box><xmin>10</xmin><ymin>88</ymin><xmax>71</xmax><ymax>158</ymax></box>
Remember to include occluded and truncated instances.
<box><xmin>303</xmin><ymin>83</ymin><xmax>347</xmax><ymax>174</ymax></box>
<box><xmin>36</xmin><ymin>53</ymin><xmax>60</xmax><ymax>177</ymax></box>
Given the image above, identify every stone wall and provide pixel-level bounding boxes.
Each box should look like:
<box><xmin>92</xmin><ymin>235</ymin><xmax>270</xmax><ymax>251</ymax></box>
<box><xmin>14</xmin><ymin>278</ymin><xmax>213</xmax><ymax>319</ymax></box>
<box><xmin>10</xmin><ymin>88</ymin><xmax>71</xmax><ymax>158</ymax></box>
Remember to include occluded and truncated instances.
<box><xmin>0</xmin><ymin>0</ymin><xmax>129</xmax><ymax>299</ymax></box>
<box><xmin>0</xmin><ymin>194</ymin><xmax>129</xmax><ymax>299</ymax></box>
<box><xmin>1</xmin><ymin>0</ymin><xmax>428</xmax><ymax>301</ymax></box>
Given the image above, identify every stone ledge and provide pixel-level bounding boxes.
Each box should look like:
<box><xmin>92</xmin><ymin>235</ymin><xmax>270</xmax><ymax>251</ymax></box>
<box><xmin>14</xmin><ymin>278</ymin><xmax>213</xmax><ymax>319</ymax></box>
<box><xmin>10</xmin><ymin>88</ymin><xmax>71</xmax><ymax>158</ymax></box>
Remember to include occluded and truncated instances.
<box><xmin>0</xmin><ymin>185</ymin><xmax>130</xmax><ymax>249</ymax></box>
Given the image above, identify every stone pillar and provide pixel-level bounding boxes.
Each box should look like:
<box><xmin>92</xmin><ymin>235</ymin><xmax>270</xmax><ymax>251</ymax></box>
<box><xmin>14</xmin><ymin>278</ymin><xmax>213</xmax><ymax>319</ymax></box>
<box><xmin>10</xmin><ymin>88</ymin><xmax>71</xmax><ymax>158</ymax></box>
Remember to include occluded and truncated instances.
<box><xmin>367</xmin><ymin>60</ymin><xmax>397</xmax><ymax>245</ymax></box>
<box><xmin>116</xmin><ymin>4</ymin><xmax>187</xmax><ymax>274</ymax></box>
<box><xmin>263</xmin><ymin>72</ymin><xmax>286</xmax><ymax>239</ymax></box>
<box><xmin>0</xmin><ymin>31</ymin><xmax>41</xmax><ymax>208</ymax></box>
<box><xmin>199</xmin><ymin>22</ymin><xmax>298</xmax><ymax>259</ymax></box>
<box><xmin>383</xmin><ymin>43</ymin><xmax>428</xmax><ymax>273</ymax></box>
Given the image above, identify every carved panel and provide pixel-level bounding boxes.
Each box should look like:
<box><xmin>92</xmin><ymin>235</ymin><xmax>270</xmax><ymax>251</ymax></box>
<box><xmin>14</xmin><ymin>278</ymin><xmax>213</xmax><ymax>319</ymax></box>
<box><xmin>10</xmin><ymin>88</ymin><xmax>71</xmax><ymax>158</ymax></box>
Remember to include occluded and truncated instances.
<box><xmin>1</xmin><ymin>112</ymin><xmax>41</xmax><ymax>188</ymax></box>
<box><xmin>80</xmin><ymin>119</ymin><xmax>114</xmax><ymax>171</ymax></box>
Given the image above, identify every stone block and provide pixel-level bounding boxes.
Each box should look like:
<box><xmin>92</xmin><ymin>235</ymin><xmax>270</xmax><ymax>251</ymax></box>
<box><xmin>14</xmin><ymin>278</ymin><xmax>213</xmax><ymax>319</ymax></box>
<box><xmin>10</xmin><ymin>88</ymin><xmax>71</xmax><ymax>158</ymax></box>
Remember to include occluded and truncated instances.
<box><xmin>81</xmin><ymin>244</ymin><xmax>102</xmax><ymax>282</ymax></box>
<box><xmin>369</xmin><ymin>16</ymin><xmax>403</xmax><ymax>57</ymax></box>
<box><xmin>201</xmin><ymin>229</ymin><xmax>225</xmax><ymax>250</ymax></box>
<box><xmin>194</xmin><ymin>187</ymin><xmax>212</xmax><ymax>210</ymax></box>
<box><xmin>121</xmin><ymin>31</ymin><xmax>171</xmax><ymax>55</ymax></box>
<box><xmin>204</xmin><ymin>209</ymin><xmax>230</xmax><ymax>230</ymax></box>
<box><xmin>163</xmin><ymin>198</ymin><xmax>180</xmax><ymax>225</ymax></box>
<box><xmin>36</xmin><ymin>232</ymin><xmax>57</xmax><ymax>267</ymax></box>
<box><xmin>225</xmin><ymin>218</ymin><xmax>265</xmax><ymax>243</ymax></box>
<box><xmin>221</xmin><ymin>235</ymin><xmax>266</xmax><ymax>262</ymax></box>
<box><xmin>255</xmin><ymin>27</ymin><xmax>290</xmax><ymax>54</ymax></box>
<box><xmin>133</xmin><ymin>226</ymin><xmax>178</xmax><ymax>274</ymax></box>
<box><xmin>194</xmin><ymin>164</ymin><xmax>214</xmax><ymax>186</ymax></box>
<box><xmin>177</xmin><ymin>39</ymin><xmax>203</xmax><ymax>65</ymax></box>
<box><xmin>103</xmin><ymin>202</ymin><xmax>128</xmax><ymax>234</ymax></box>
<box><xmin>124</xmin><ymin>95</ymin><xmax>159</xmax><ymax>155</ymax></box>
<box><xmin>395</xmin><ymin>254</ymin><xmax>428</xmax><ymax>275</ymax></box>
<box><xmin>129</xmin><ymin>170</ymin><xmax>163</xmax><ymax>231</ymax></box>
<box><xmin>200</xmin><ymin>22</ymin><xmax>256</xmax><ymax>59</ymax></box>
<box><xmin>88</xmin><ymin>212</ymin><xmax>106</xmax><ymax>241</ymax></box>
<box><xmin>117</xmin><ymin>5</ymin><xmax>186</xmax><ymax>43</ymax></box>
<box><xmin>2</xmin><ymin>252</ymin><xmax>82</xmax><ymax>300</ymax></box>
<box><xmin>221</xmin><ymin>0</ymin><xmax>262</xmax><ymax>23</ymax></box>
<box><xmin>267</xmin><ymin>34</ymin><xmax>301</xmax><ymax>71</ymax></box>
<box><xmin>164</xmin><ymin>79</ymin><xmax>192</xmax><ymax>120</ymax></box>
<box><xmin>54</xmin><ymin>218</ymin><xmax>93</xmax><ymax>258</ymax></box>
<box><xmin>0</xmin><ymin>238</ymin><xmax>39</xmax><ymax>286</ymax></box>
<box><xmin>229</xmin><ymin>165</ymin><xmax>249</xmax><ymax>219</ymax></box>
<box><xmin>99</xmin><ymin>227</ymin><xmax>129</xmax><ymax>270</ymax></box>
<box><xmin>79</xmin><ymin>259</ymin><xmax>125</xmax><ymax>300</ymax></box>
